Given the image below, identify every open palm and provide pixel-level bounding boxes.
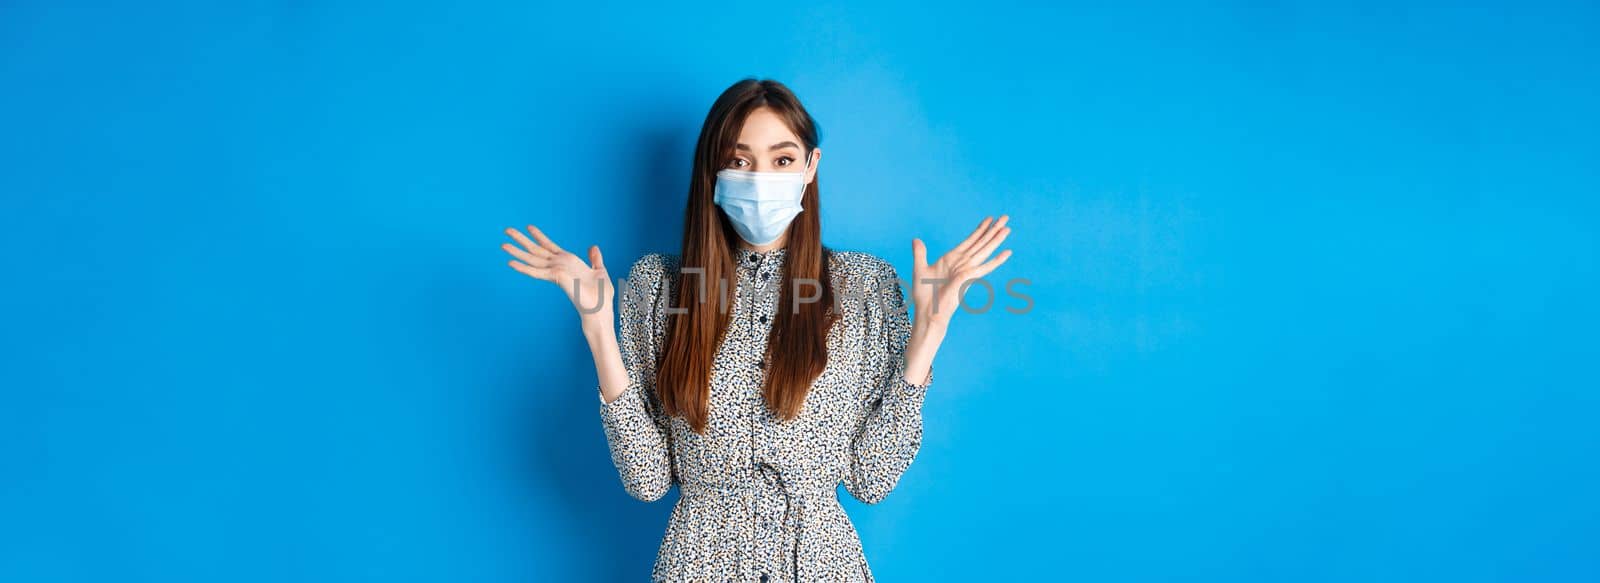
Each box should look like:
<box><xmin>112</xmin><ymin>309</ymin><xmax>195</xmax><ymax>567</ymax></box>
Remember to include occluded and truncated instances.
<box><xmin>501</xmin><ymin>225</ymin><xmax>613</xmax><ymax>321</ymax></box>
<box><xmin>910</xmin><ymin>215</ymin><xmax>1013</xmax><ymax>325</ymax></box>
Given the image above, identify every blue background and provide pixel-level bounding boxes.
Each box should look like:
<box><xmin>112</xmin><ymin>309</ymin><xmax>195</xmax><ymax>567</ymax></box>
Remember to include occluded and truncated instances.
<box><xmin>3</xmin><ymin>1</ymin><xmax>1597</xmax><ymax>581</ymax></box>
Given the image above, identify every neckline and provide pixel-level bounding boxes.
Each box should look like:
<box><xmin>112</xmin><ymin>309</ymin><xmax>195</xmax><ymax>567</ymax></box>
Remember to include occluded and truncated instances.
<box><xmin>735</xmin><ymin>246</ymin><xmax>788</xmax><ymax>263</ymax></box>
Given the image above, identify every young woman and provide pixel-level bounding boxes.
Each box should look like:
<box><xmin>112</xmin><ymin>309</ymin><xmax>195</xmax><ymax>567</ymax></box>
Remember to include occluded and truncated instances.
<box><xmin>502</xmin><ymin>78</ymin><xmax>1011</xmax><ymax>581</ymax></box>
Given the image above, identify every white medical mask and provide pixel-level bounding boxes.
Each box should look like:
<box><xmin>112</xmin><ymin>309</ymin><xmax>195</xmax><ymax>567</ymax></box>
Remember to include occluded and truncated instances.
<box><xmin>713</xmin><ymin>154</ymin><xmax>812</xmax><ymax>246</ymax></box>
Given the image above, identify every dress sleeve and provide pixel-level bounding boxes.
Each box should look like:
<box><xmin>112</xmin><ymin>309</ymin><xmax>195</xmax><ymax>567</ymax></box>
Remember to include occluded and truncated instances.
<box><xmin>844</xmin><ymin>258</ymin><xmax>934</xmax><ymax>505</ymax></box>
<box><xmin>596</xmin><ymin>254</ymin><xmax>677</xmax><ymax>502</ymax></box>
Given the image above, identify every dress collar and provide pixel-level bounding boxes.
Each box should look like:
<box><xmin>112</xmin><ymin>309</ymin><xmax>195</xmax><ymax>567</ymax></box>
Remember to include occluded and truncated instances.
<box><xmin>734</xmin><ymin>245</ymin><xmax>788</xmax><ymax>266</ymax></box>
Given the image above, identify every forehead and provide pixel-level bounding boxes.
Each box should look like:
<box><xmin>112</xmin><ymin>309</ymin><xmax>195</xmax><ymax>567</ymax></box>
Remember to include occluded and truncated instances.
<box><xmin>736</xmin><ymin>107</ymin><xmax>801</xmax><ymax>147</ymax></box>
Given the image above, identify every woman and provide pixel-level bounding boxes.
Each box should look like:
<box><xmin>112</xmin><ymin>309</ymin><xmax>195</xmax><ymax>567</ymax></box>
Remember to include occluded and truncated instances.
<box><xmin>501</xmin><ymin>78</ymin><xmax>1012</xmax><ymax>581</ymax></box>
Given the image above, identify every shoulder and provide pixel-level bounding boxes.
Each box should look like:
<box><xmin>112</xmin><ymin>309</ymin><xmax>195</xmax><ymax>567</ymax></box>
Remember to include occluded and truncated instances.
<box><xmin>625</xmin><ymin>252</ymin><xmax>681</xmax><ymax>282</ymax></box>
<box><xmin>620</xmin><ymin>253</ymin><xmax>681</xmax><ymax>300</ymax></box>
<box><xmin>827</xmin><ymin>249</ymin><xmax>901</xmax><ymax>293</ymax></box>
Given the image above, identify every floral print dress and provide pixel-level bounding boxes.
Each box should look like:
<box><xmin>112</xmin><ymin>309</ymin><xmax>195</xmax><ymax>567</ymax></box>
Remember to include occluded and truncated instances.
<box><xmin>596</xmin><ymin>245</ymin><xmax>933</xmax><ymax>582</ymax></box>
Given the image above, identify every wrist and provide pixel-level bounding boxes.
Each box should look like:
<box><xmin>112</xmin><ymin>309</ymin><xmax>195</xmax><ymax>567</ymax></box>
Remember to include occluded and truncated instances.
<box><xmin>580</xmin><ymin>311</ymin><xmax>616</xmax><ymax>338</ymax></box>
<box><xmin>912</xmin><ymin>313</ymin><xmax>949</xmax><ymax>340</ymax></box>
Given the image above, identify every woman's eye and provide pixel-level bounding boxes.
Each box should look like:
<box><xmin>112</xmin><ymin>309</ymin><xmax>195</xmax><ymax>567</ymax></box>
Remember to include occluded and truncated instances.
<box><xmin>776</xmin><ymin>157</ymin><xmax>794</xmax><ymax>167</ymax></box>
<box><xmin>730</xmin><ymin>159</ymin><xmax>749</xmax><ymax>168</ymax></box>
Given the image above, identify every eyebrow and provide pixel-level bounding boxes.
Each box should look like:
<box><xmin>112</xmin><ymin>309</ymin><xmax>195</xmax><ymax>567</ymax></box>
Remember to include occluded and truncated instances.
<box><xmin>734</xmin><ymin>141</ymin><xmax>801</xmax><ymax>152</ymax></box>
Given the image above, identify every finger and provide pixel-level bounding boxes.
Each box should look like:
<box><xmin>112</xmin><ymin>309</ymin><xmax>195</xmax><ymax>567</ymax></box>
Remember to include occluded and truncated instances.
<box><xmin>505</xmin><ymin>227</ymin><xmax>552</xmax><ymax>257</ymax></box>
<box><xmin>912</xmin><ymin>238</ymin><xmax>928</xmax><ymax>268</ymax></box>
<box><xmin>526</xmin><ymin>225</ymin><xmax>565</xmax><ymax>254</ymax></box>
<box><xmin>966</xmin><ymin>249</ymin><xmax>1013</xmax><ymax>280</ymax></box>
<box><xmin>964</xmin><ymin>225</ymin><xmax>1011</xmax><ymax>266</ymax></box>
<box><xmin>501</xmin><ymin>242</ymin><xmax>553</xmax><ymax>267</ymax></box>
<box><xmin>588</xmin><ymin>245</ymin><xmax>606</xmax><ymax>272</ymax></box>
<box><xmin>507</xmin><ymin>259</ymin><xmax>552</xmax><ymax>281</ymax></box>
<box><xmin>960</xmin><ymin>215</ymin><xmax>1009</xmax><ymax>264</ymax></box>
<box><xmin>947</xmin><ymin>216</ymin><xmax>993</xmax><ymax>259</ymax></box>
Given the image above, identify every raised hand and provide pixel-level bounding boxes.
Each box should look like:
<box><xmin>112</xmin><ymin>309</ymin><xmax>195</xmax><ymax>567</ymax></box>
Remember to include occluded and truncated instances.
<box><xmin>910</xmin><ymin>215</ymin><xmax>1013</xmax><ymax>328</ymax></box>
<box><xmin>502</xmin><ymin>225</ymin><xmax>614</xmax><ymax>324</ymax></box>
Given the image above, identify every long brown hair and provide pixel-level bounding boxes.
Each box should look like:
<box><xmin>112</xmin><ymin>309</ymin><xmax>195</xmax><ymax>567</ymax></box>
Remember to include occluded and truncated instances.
<box><xmin>656</xmin><ymin>78</ymin><xmax>838</xmax><ymax>434</ymax></box>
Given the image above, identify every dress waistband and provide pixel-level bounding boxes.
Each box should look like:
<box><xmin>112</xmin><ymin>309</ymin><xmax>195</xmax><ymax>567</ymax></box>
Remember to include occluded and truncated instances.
<box><xmin>679</xmin><ymin>470</ymin><xmax>837</xmax><ymax>498</ymax></box>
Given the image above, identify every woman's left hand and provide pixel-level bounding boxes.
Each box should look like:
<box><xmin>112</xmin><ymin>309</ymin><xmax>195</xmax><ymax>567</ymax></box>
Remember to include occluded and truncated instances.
<box><xmin>898</xmin><ymin>215</ymin><xmax>1012</xmax><ymax>387</ymax></box>
<box><xmin>910</xmin><ymin>215</ymin><xmax>1013</xmax><ymax>331</ymax></box>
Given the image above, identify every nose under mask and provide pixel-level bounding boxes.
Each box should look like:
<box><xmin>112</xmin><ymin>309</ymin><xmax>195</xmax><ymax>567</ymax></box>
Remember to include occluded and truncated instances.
<box><xmin>712</xmin><ymin>155</ymin><xmax>811</xmax><ymax>246</ymax></box>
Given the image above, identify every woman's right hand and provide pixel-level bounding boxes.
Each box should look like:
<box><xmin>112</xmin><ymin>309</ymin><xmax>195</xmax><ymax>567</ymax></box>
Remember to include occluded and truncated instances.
<box><xmin>502</xmin><ymin>225</ymin><xmax>614</xmax><ymax>327</ymax></box>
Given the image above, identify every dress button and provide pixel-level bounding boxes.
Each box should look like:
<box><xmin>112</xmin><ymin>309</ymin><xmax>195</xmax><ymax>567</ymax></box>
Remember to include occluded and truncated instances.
<box><xmin>759</xmin><ymin>314</ymin><xmax>768</xmax><ymax>324</ymax></box>
<box><xmin>756</xmin><ymin>359</ymin><xmax>765</xmax><ymax>369</ymax></box>
<box><xmin>761</xmin><ymin>271</ymin><xmax>770</xmax><ymax>280</ymax></box>
<box><xmin>759</xmin><ymin>574</ymin><xmax>769</xmax><ymax>582</ymax></box>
